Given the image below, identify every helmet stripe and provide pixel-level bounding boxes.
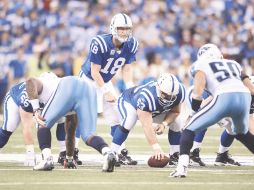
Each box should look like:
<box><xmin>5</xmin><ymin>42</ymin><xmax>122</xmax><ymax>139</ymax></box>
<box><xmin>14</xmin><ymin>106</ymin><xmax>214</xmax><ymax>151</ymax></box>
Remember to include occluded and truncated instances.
<box><xmin>122</xmin><ymin>13</ymin><xmax>127</xmax><ymax>24</ymax></box>
<box><xmin>170</xmin><ymin>75</ymin><xmax>174</xmax><ymax>94</ymax></box>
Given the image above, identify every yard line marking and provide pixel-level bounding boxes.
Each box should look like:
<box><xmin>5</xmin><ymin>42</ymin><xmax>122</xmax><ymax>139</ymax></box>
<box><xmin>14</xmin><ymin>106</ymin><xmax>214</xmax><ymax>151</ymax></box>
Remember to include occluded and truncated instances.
<box><xmin>0</xmin><ymin>182</ymin><xmax>254</xmax><ymax>186</ymax></box>
<box><xmin>0</xmin><ymin>168</ymin><xmax>254</xmax><ymax>174</ymax></box>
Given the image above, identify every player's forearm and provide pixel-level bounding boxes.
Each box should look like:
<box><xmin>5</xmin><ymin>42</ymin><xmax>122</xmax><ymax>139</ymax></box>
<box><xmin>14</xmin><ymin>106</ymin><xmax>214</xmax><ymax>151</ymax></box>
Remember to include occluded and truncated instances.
<box><xmin>122</xmin><ymin>65</ymin><xmax>134</xmax><ymax>88</ymax></box>
<box><xmin>91</xmin><ymin>64</ymin><xmax>105</xmax><ymax>87</ymax></box>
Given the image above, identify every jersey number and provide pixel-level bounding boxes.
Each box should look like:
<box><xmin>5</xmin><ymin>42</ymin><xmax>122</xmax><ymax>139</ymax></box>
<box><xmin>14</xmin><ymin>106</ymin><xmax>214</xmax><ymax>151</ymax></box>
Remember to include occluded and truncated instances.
<box><xmin>209</xmin><ymin>61</ymin><xmax>240</xmax><ymax>82</ymax></box>
<box><xmin>100</xmin><ymin>57</ymin><xmax>126</xmax><ymax>75</ymax></box>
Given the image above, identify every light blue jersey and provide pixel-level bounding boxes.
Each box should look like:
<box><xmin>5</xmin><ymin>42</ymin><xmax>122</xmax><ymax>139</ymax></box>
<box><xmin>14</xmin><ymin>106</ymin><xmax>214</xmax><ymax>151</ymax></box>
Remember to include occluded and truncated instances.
<box><xmin>40</xmin><ymin>76</ymin><xmax>97</xmax><ymax>141</ymax></box>
<box><xmin>81</xmin><ymin>34</ymin><xmax>138</xmax><ymax>82</ymax></box>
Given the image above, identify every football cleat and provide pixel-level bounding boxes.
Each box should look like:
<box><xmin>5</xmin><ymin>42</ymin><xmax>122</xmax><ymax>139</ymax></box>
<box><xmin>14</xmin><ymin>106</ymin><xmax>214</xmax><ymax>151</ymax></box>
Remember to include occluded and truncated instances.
<box><xmin>64</xmin><ymin>158</ymin><xmax>77</xmax><ymax>169</ymax></box>
<box><xmin>74</xmin><ymin>148</ymin><xmax>82</xmax><ymax>165</ymax></box>
<box><xmin>169</xmin><ymin>165</ymin><xmax>187</xmax><ymax>178</ymax></box>
<box><xmin>190</xmin><ymin>148</ymin><xmax>206</xmax><ymax>166</ymax></box>
<box><xmin>168</xmin><ymin>152</ymin><xmax>179</xmax><ymax>166</ymax></box>
<box><xmin>115</xmin><ymin>148</ymin><xmax>138</xmax><ymax>167</ymax></box>
<box><xmin>214</xmin><ymin>151</ymin><xmax>241</xmax><ymax>166</ymax></box>
<box><xmin>24</xmin><ymin>152</ymin><xmax>36</xmax><ymax>167</ymax></box>
<box><xmin>33</xmin><ymin>156</ymin><xmax>54</xmax><ymax>171</ymax></box>
<box><xmin>102</xmin><ymin>151</ymin><xmax>116</xmax><ymax>172</ymax></box>
<box><xmin>57</xmin><ymin>151</ymin><xmax>66</xmax><ymax>165</ymax></box>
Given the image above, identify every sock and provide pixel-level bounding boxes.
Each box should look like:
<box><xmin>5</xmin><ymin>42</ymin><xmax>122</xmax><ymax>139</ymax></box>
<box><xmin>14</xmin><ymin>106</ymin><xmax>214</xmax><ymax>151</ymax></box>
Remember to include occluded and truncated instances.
<box><xmin>56</xmin><ymin>123</ymin><xmax>65</xmax><ymax>141</ymax></box>
<box><xmin>220</xmin><ymin>129</ymin><xmax>234</xmax><ymax>147</ymax></box>
<box><xmin>218</xmin><ymin>144</ymin><xmax>229</xmax><ymax>154</ymax></box>
<box><xmin>101</xmin><ymin>147</ymin><xmax>111</xmax><ymax>155</ymax></box>
<box><xmin>86</xmin><ymin>136</ymin><xmax>109</xmax><ymax>154</ymax></box>
<box><xmin>111</xmin><ymin>125</ymin><xmax>119</xmax><ymax>137</ymax></box>
<box><xmin>168</xmin><ymin>129</ymin><xmax>181</xmax><ymax>145</ymax></box>
<box><xmin>193</xmin><ymin>129</ymin><xmax>207</xmax><ymax>143</ymax></box>
<box><xmin>0</xmin><ymin>128</ymin><xmax>12</xmax><ymax>148</ymax></box>
<box><xmin>42</xmin><ymin>148</ymin><xmax>52</xmax><ymax>159</ymax></box>
<box><xmin>235</xmin><ymin>131</ymin><xmax>254</xmax><ymax>154</ymax></box>
<box><xmin>180</xmin><ymin>129</ymin><xmax>195</xmax><ymax>155</ymax></box>
<box><xmin>58</xmin><ymin>141</ymin><xmax>66</xmax><ymax>152</ymax></box>
<box><xmin>75</xmin><ymin>137</ymin><xmax>80</xmax><ymax>148</ymax></box>
<box><xmin>177</xmin><ymin>154</ymin><xmax>189</xmax><ymax>167</ymax></box>
<box><xmin>111</xmin><ymin>143</ymin><xmax>121</xmax><ymax>153</ymax></box>
<box><xmin>37</xmin><ymin>127</ymin><xmax>51</xmax><ymax>150</ymax></box>
<box><xmin>112</xmin><ymin>126</ymin><xmax>129</xmax><ymax>146</ymax></box>
<box><xmin>190</xmin><ymin>141</ymin><xmax>202</xmax><ymax>152</ymax></box>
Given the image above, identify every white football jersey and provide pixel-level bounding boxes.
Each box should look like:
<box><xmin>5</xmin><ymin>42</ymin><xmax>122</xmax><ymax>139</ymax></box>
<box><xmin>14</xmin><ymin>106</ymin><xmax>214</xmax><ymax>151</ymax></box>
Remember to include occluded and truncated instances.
<box><xmin>193</xmin><ymin>58</ymin><xmax>249</xmax><ymax>95</ymax></box>
<box><xmin>37</xmin><ymin>72</ymin><xmax>61</xmax><ymax>104</ymax></box>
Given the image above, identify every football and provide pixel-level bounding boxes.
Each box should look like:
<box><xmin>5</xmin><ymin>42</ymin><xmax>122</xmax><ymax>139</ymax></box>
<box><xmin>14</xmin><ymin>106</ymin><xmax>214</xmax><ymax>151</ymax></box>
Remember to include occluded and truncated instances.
<box><xmin>147</xmin><ymin>155</ymin><xmax>169</xmax><ymax>168</ymax></box>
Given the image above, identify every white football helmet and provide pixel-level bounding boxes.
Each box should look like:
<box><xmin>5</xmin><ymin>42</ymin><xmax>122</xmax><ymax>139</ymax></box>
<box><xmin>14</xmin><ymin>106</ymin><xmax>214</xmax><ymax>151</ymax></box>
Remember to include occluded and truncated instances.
<box><xmin>197</xmin><ymin>43</ymin><xmax>223</xmax><ymax>60</ymax></box>
<box><xmin>110</xmin><ymin>13</ymin><xmax>132</xmax><ymax>43</ymax></box>
<box><xmin>157</xmin><ymin>73</ymin><xmax>179</xmax><ymax>106</ymax></box>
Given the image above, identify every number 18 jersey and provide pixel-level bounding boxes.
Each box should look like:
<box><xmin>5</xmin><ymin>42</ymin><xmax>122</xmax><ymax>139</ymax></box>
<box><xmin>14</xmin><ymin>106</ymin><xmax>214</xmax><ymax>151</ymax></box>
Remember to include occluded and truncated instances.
<box><xmin>81</xmin><ymin>34</ymin><xmax>138</xmax><ymax>82</ymax></box>
<box><xmin>193</xmin><ymin>58</ymin><xmax>249</xmax><ymax>95</ymax></box>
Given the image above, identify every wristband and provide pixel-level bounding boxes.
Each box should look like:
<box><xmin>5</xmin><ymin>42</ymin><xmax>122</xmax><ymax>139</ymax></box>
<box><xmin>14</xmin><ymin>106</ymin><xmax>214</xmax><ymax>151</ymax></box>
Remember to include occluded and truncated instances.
<box><xmin>30</xmin><ymin>99</ymin><xmax>40</xmax><ymax>111</ymax></box>
<box><xmin>191</xmin><ymin>98</ymin><xmax>202</xmax><ymax>112</ymax></box>
<box><xmin>152</xmin><ymin>143</ymin><xmax>161</xmax><ymax>150</ymax></box>
<box><xmin>162</xmin><ymin>121</ymin><xmax>168</xmax><ymax>127</ymax></box>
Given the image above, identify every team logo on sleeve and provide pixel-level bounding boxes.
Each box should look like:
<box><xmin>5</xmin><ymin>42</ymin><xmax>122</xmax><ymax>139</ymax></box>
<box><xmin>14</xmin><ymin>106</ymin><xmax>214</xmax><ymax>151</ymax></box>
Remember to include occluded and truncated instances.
<box><xmin>137</xmin><ymin>98</ymin><xmax>145</xmax><ymax>110</ymax></box>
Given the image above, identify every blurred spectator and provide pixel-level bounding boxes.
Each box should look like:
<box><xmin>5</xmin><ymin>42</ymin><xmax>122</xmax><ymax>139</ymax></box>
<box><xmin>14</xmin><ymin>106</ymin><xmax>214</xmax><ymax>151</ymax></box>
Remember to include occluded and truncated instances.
<box><xmin>0</xmin><ymin>0</ymin><xmax>253</xmax><ymax>89</ymax></box>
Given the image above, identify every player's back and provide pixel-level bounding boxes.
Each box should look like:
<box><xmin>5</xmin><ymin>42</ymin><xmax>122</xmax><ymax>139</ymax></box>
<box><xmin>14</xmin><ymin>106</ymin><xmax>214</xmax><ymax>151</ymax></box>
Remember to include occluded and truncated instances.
<box><xmin>194</xmin><ymin>58</ymin><xmax>249</xmax><ymax>95</ymax></box>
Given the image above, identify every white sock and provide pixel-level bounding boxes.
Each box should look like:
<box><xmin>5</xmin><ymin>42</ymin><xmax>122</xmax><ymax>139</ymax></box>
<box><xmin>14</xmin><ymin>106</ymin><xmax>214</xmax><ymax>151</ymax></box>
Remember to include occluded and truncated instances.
<box><xmin>26</xmin><ymin>144</ymin><xmax>35</xmax><ymax>153</ymax></box>
<box><xmin>111</xmin><ymin>143</ymin><xmax>121</xmax><ymax>154</ymax></box>
<box><xmin>118</xmin><ymin>143</ymin><xmax>126</xmax><ymax>154</ymax></box>
<box><xmin>42</xmin><ymin>148</ymin><xmax>52</xmax><ymax>159</ymax></box>
<box><xmin>169</xmin><ymin>145</ymin><xmax>180</xmax><ymax>155</ymax></box>
<box><xmin>218</xmin><ymin>144</ymin><xmax>229</xmax><ymax>153</ymax></box>
<box><xmin>75</xmin><ymin>137</ymin><xmax>80</xmax><ymax>149</ymax></box>
<box><xmin>58</xmin><ymin>140</ymin><xmax>66</xmax><ymax>152</ymax></box>
<box><xmin>190</xmin><ymin>141</ymin><xmax>202</xmax><ymax>152</ymax></box>
<box><xmin>101</xmin><ymin>147</ymin><xmax>111</xmax><ymax>155</ymax></box>
<box><xmin>178</xmin><ymin>154</ymin><xmax>189</xmax><ymax>168</ymax></box>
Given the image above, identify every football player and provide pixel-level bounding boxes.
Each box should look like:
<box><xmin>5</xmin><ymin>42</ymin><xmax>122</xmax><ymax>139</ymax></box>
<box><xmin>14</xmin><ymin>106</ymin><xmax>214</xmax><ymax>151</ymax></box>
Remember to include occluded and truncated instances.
<box><xmin>170</xmin><ymin>43</ymin><xmax>254</xmax><ymax>178</ymax></box>
<box><xmin>0</xmin><ymin>72</ymin><xmax>66</xmax><ymax>166</ymax></box>
<box><xmin>32</xmin><ymin>76</ymin><xmax>116</xmax><ymax>172</ymax></box>
<box><xmin>110</xmin><ymin>73</ymin><xmax>186</xmax><ymax>160</ymax></box>
<box><xmin>77</xmin><ymin>13</ymin><xmax>138</xmax><ymax>165</ymax></box>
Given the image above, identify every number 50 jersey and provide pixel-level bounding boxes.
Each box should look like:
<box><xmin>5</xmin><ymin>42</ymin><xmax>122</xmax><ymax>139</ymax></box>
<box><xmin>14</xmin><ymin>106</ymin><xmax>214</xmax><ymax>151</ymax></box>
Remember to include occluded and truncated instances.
<box><xmin>193</xmin><ymin>58</ymin><xmax>249</xmax><ymax>95</ymax></box>
<box><xmin>81</xmin><ymin>34</ymin><xmax>138</xmax><ymax>82</ymax></box>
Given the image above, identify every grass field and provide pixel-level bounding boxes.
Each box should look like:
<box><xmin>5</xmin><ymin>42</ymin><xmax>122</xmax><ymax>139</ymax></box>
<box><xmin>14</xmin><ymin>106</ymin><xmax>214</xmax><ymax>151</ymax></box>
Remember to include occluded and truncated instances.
<box><xmin>0</xmin><ymin>118</ymin><xmax>254</xmax><ymax>190</ymax></box>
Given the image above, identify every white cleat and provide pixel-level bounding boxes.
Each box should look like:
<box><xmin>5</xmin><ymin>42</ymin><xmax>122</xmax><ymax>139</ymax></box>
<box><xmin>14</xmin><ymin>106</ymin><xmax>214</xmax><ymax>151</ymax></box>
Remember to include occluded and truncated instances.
<box><xmin>33</xmin><ymin>156</ymin><xmax>54</xmax><ymax>171</ymax></box>
<box><xmin>169</xmin><ymin>165</ymin><xmax>187</xmax><ymax>178</ymax></box>
<box><xmin>24</xmin><ymin>152</ymin><xmax>36</xmax><ymax>167</ymax></box>
<box><xmin>102</xmin><ymin>151</ymin><xmax>116</xmax><ymax>172</ymax></box>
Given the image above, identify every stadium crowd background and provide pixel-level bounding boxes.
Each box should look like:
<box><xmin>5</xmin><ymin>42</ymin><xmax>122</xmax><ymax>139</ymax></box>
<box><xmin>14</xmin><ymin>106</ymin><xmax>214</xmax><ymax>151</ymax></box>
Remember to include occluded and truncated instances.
<box><xmin>0</xmin><ymin>0</ymin><xmax>254</xmax><ymax>112</ymax></box>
